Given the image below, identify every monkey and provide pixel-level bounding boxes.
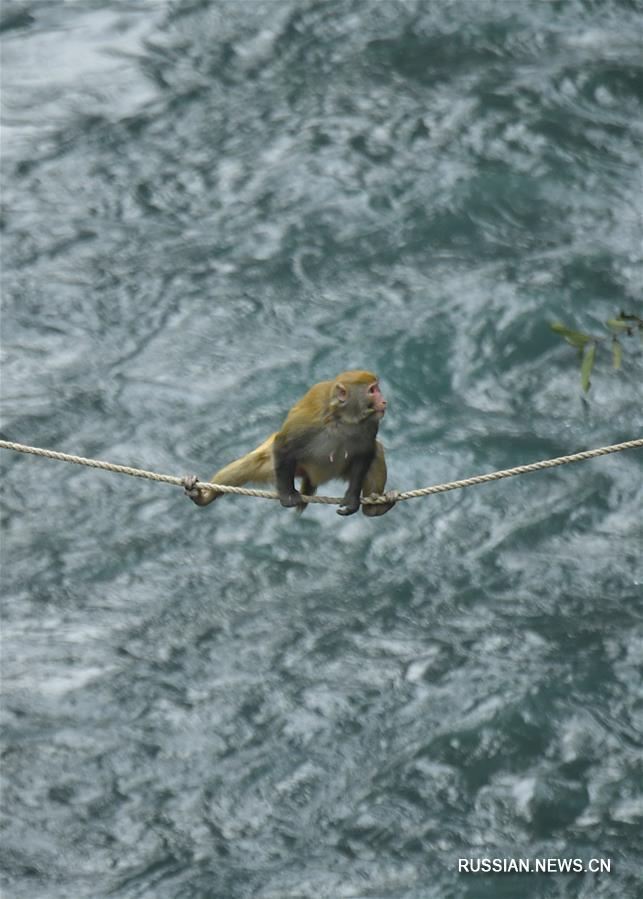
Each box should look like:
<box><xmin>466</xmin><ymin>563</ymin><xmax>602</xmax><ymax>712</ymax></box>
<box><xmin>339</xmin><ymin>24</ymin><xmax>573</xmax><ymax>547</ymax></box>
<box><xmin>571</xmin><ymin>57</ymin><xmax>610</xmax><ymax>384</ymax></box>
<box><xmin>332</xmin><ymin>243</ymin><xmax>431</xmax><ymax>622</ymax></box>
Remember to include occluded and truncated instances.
<box><xmin>183</xmin><ymin>370</ymin><xmax>397</xmax><ymax>517</ymax></box>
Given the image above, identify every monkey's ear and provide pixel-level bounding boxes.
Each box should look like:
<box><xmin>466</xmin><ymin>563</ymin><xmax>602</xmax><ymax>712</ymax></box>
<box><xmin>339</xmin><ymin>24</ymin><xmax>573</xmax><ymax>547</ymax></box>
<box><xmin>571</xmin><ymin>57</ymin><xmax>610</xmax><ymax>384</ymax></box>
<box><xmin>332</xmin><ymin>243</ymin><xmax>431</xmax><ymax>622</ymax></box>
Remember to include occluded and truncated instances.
<box><xmin>334</xmin><ymin>382</ymin><xmax>347</xmax><ymax>404</ymax></box>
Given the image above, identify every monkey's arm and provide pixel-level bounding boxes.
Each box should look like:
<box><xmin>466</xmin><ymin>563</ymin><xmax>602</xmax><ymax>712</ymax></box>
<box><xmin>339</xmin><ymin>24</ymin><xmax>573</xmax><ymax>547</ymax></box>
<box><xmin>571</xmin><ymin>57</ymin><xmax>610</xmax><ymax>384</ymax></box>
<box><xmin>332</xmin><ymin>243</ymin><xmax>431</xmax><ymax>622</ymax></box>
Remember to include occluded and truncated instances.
<box><xmin>361</xmin><ymin>440</ymin><xmax>397</xmax><ymax>517</ymax></box>
<box><xmin>337</xmin><ymin>453</ymin><xmax>374</xmax><ymax>516</ymax></box>
<box><xmin>272</xmin><ymin>432</ymin><xmax>304</xmax><ymax>508</ymax></box>
<box><xmin>183</xmin><ymin>434</ymin><xmax>276</xmax><ymax>507</ymax></box>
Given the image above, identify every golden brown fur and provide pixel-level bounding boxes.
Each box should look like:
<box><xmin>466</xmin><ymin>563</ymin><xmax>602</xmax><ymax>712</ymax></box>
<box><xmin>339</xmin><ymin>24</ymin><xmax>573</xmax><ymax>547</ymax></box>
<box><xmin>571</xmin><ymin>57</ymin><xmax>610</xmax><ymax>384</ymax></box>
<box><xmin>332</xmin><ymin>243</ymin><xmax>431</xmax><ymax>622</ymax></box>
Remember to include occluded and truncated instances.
<box><xmin>183</xmin><ymin>370</ymin><xmax>395</xmax><ymax>517</ymax></box>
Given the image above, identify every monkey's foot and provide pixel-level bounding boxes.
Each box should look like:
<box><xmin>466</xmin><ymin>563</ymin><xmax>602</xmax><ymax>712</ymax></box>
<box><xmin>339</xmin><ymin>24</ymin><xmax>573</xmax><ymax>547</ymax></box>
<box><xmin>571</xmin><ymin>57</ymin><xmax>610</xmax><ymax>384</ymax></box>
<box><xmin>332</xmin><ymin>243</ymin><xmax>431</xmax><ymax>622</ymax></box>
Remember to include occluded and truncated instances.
<box><xmin>182</xmin><ymin>474</ymin><xmax>219</xmax><ymax>507</ymax></box>
<box><xmin>362</xmin><ymin>490</ymin><xmax>399</xmax><ymax>517</ymax></box>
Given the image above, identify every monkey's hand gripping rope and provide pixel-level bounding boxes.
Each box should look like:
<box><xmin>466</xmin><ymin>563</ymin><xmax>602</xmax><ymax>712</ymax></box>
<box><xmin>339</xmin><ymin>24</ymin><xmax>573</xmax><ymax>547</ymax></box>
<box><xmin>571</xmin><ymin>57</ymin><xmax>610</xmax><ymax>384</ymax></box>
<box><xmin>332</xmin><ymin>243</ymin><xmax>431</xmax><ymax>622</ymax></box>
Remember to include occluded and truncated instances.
<box><xmin>1</xmin><ymin>438</ymin><xmax>642</xmax><ymax>508</ymax></box>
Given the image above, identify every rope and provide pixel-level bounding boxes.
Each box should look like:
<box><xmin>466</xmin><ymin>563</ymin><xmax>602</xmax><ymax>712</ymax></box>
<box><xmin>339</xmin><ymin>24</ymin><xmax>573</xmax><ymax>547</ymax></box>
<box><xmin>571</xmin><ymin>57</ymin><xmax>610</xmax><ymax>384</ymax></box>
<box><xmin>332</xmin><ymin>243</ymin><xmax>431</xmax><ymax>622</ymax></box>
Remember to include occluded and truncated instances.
<box><xmin>1</xmin><ymin>437</ymin><xmax>641</xmax><ymax>507</ymax></box>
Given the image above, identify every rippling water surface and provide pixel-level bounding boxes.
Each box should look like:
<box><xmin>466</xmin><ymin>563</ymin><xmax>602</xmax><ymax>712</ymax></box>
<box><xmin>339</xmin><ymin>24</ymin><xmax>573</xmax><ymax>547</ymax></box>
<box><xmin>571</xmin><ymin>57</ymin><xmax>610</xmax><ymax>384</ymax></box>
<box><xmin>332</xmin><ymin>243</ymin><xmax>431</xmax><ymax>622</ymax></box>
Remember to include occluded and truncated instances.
<box><xmin>1</xmin><ymin>1</ymin><xmax>642</xmax><ymax>897</ymax></box>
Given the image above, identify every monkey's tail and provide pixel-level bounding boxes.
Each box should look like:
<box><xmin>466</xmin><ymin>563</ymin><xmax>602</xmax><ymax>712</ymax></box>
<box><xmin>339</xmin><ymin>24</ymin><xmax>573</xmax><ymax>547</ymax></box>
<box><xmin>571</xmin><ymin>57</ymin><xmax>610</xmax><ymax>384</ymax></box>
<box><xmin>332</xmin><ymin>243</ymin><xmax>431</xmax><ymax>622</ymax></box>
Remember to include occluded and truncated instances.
<box><xmin>209</xmin><ymin>434</ymin><xmax>276</xmax><ymax>494</ymax></box>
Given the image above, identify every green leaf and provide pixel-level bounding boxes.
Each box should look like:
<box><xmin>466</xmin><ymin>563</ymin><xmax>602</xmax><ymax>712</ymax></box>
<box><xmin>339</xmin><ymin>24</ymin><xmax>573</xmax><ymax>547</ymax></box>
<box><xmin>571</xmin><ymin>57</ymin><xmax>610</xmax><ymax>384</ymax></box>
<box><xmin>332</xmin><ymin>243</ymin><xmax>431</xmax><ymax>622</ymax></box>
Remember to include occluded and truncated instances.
<box><xmin>606</xmin><ymin>318</ymin><xmax>629</xmax><ymax>331</ymax></box>
<box><xmin>612</xmin><ymin>339</ymin><xmax>622</xmax><ymax>370</ymax></box>
<box><xmin>550</xmin><ymin>322</ymin><xmax>590</xmax><ymax>347</ymax></box>
<box><xmin>581</xmin><ymin>342</ymin><xmax>596</xmax><ymax>392</ymax></box>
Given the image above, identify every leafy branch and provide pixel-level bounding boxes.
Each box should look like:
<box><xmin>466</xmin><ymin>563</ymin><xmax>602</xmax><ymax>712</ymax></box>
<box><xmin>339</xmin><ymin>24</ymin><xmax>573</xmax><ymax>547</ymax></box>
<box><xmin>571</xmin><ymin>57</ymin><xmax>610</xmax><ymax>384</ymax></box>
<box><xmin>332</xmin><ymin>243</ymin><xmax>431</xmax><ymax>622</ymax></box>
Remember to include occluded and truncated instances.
<box><xmin>550</xmin><ymin>312</ymin><xmax>642</xmax><ymax>393</ymax></box>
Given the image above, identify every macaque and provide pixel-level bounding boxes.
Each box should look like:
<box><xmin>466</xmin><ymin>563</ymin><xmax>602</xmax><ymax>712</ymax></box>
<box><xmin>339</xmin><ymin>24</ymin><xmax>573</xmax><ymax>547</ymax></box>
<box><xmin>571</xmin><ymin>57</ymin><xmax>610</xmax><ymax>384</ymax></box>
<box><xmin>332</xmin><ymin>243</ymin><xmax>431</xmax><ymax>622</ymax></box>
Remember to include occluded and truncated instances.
<box><xmin>183</xmin><ymin>370</ymin><xmax>397</xmax><ymax>517</ymax></box>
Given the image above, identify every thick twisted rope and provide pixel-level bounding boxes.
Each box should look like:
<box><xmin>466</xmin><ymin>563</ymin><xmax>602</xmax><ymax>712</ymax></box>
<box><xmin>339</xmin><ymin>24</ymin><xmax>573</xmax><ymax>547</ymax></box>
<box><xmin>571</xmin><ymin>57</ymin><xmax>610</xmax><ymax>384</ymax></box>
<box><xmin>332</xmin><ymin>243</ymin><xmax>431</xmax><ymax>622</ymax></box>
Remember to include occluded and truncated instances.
<box><xmin>1</xmin><ymin>437</ymin><xmax>641</xmax><ymax>507</ymax></box>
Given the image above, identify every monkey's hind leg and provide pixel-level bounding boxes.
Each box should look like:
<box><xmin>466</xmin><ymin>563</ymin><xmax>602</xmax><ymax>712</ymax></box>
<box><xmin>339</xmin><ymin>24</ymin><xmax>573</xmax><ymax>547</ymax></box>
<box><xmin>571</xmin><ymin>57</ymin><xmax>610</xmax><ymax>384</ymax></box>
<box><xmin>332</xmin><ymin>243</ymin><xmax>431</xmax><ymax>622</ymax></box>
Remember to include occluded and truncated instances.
<box><xmin>361</xmin><ymin>440</ymin><xmax>397</xmax><ymax>517</ymax></box>
<box><xmin>183</xmin><ymin>435</ymin><xmax>276</xmax><ymax>508</ymax></box>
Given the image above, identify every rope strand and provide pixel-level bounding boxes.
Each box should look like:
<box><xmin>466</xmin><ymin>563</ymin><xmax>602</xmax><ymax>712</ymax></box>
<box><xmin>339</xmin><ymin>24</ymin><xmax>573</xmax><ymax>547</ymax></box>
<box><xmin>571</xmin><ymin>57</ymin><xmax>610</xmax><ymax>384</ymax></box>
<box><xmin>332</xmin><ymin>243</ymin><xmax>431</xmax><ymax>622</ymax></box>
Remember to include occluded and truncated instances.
<box><xmin>1</xmin><ymin>438</ymin><xmax>641</xmax><ymax>506</ymax></box>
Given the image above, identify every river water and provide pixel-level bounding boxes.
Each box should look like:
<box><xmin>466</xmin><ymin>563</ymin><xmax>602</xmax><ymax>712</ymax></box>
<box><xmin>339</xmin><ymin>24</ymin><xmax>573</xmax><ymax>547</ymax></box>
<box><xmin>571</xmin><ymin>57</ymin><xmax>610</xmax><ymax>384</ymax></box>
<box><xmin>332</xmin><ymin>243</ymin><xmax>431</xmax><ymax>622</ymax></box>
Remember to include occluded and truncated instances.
<box><xmin>1</xmin><ymin>1</ymin><xmax>642</xmax><ymax>897</ymax></box>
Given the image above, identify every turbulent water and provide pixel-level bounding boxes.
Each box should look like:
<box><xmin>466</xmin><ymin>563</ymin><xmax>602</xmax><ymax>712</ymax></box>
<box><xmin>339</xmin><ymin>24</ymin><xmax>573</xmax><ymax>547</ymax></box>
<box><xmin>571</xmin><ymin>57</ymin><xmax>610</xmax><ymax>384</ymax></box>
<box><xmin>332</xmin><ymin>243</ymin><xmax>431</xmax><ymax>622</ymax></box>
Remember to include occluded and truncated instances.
<box><xmin>1</xmin><ymin>1</ymin><xmax>642</xmax><ymax>897</ymax></box>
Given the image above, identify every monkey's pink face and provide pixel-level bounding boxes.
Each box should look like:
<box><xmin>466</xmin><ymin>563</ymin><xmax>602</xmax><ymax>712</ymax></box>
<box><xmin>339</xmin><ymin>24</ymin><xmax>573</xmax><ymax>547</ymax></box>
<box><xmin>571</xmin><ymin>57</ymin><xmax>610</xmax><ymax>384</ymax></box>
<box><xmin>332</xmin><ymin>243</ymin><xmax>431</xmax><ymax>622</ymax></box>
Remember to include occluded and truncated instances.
<box><xmin>368</xmin><ymin>382</ymin><xmax>387</xmax><ymax>417</ymax></box>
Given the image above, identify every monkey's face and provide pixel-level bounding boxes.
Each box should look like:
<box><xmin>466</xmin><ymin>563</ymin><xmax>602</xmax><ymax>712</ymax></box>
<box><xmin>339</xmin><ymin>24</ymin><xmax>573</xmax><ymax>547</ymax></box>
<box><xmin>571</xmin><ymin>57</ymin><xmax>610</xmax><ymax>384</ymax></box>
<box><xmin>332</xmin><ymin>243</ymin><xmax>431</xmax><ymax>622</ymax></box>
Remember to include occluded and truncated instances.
<box><xmin>367</xmin><ymin>382</ymin><xmax>387</xmax><ymax>417</ymax></box>
<box><xmin>333</xmin><ymin>373</ymin><xmax>387</xmax><ymax>423</ymax></box>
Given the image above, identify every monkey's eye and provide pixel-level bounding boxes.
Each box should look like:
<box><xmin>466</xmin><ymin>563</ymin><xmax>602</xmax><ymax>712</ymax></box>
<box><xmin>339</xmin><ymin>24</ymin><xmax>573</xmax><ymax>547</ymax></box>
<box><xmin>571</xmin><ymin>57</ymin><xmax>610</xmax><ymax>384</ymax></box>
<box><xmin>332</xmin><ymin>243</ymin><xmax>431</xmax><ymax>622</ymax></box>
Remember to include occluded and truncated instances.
<box><xmin>368</xmin><ymin>384</ymin><xmax>378</xmax><ymax>394</ymax></box>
